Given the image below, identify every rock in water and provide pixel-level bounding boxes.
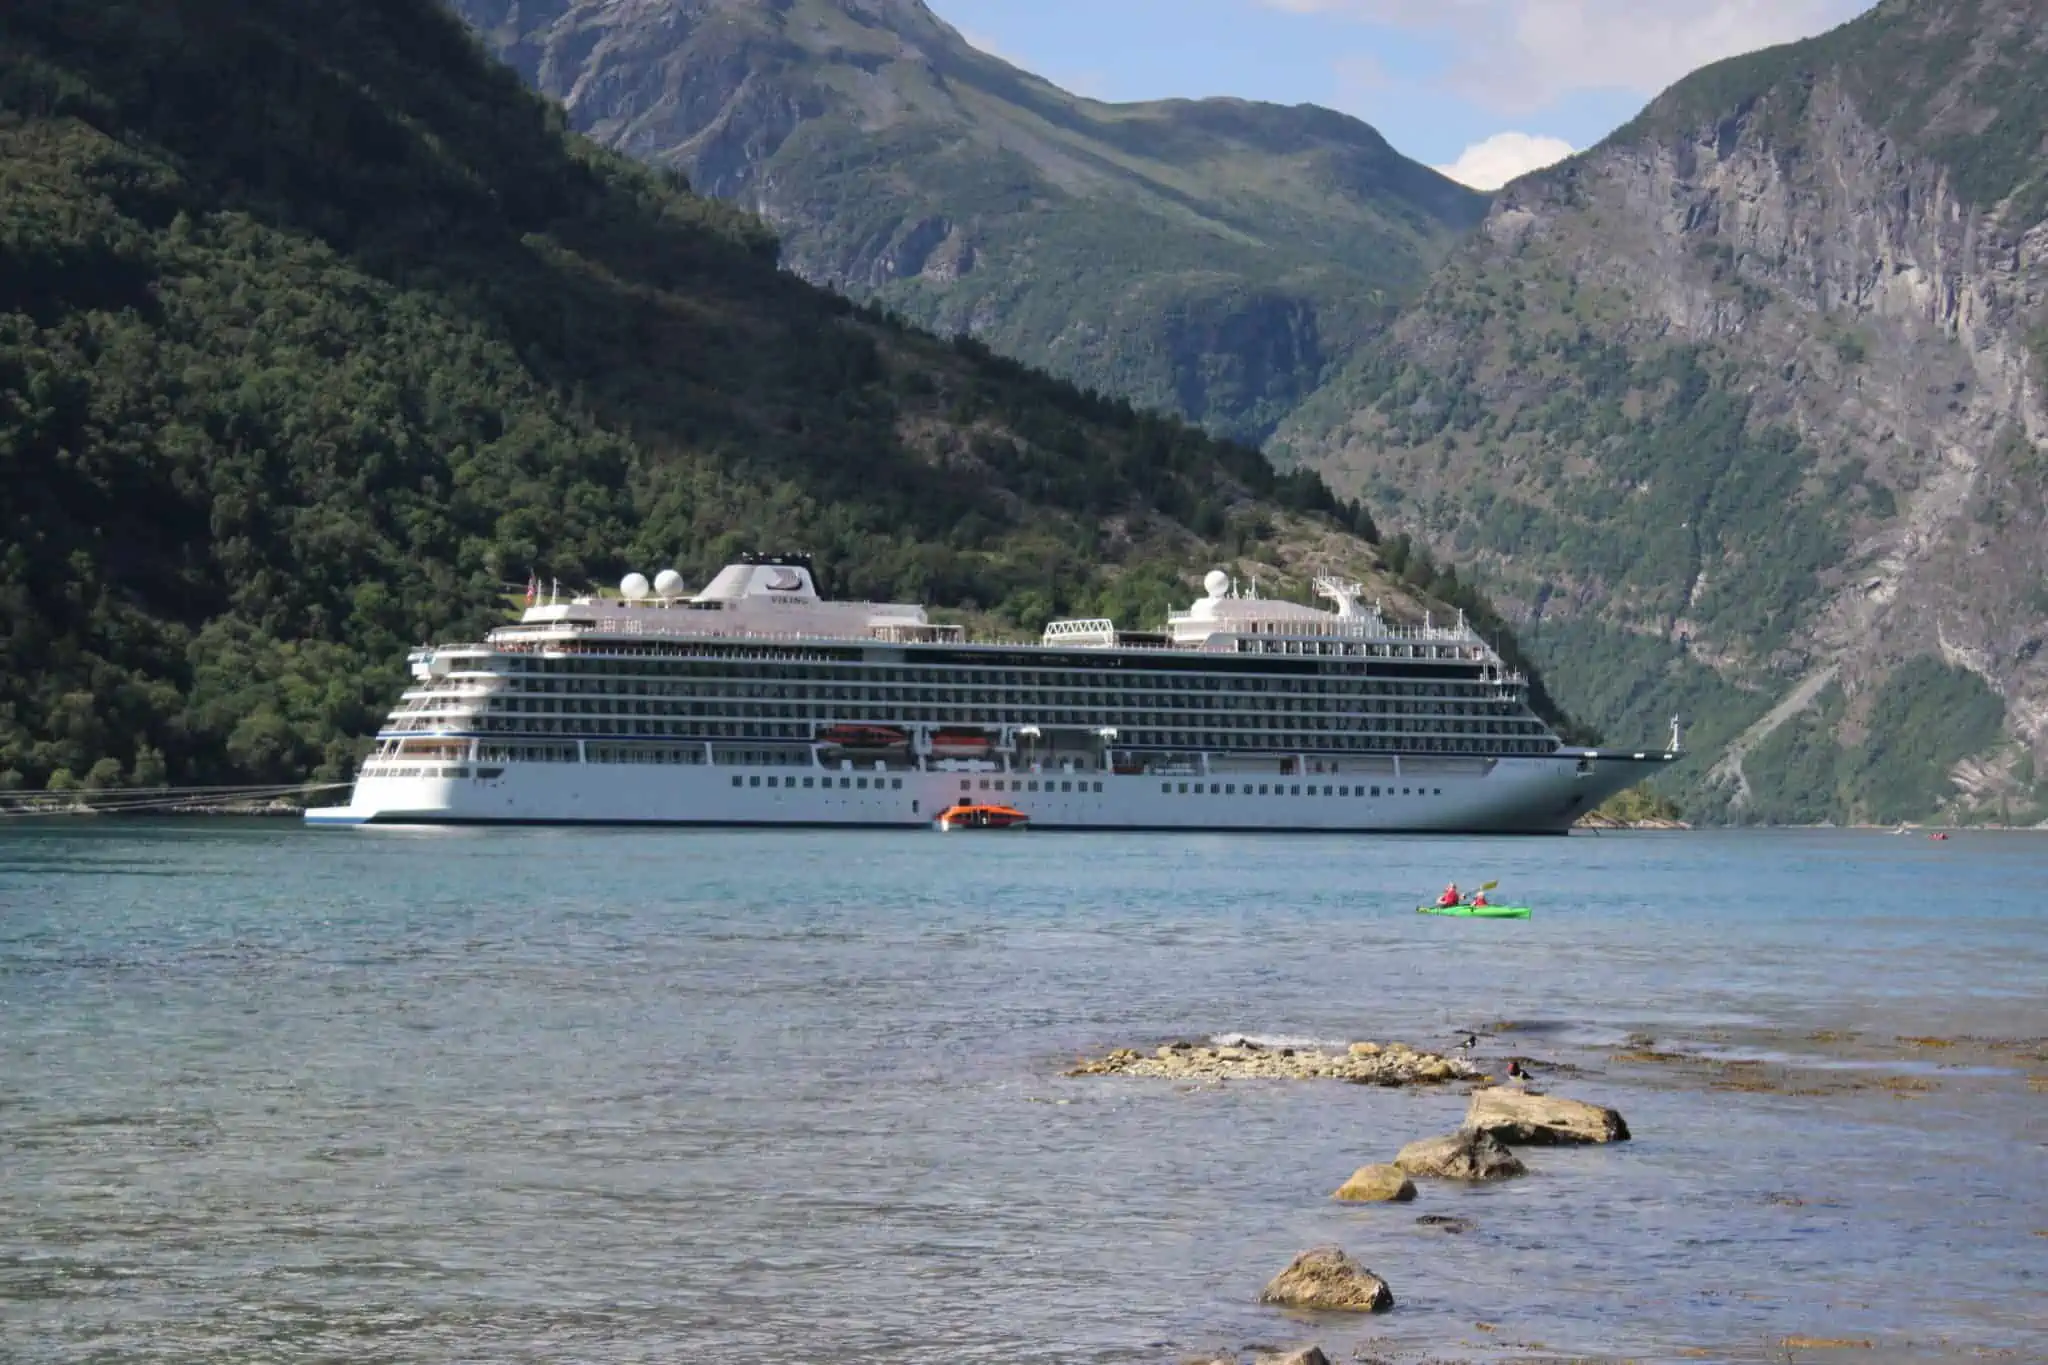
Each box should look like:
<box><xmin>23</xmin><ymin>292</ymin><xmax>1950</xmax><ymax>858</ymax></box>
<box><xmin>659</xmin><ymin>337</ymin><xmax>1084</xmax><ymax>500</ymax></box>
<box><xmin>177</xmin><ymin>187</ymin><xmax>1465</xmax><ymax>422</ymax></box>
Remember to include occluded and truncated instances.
<box><xmin>1256</xmin><ymin>1349</ymin><xmax>1333</xmax><ymax>1365</ymax></box>
<box><xmin>1332</xmin><ymin>1164</ymin><xmax>1417</xmax><ymax>1203</ymax></box>
<box><xmin>1394</xmin><ymin>1130</ymin><xmax>1527</xmax><ymax>1181</ymax></box>
<box><xmin>1257</xmin><ymin>1247</ymin><xmax>1395</xmax><ymax>1313</ymax></box>
<box><xmin>1464</xmin><ymin>1087</ymin><xmax>1631</xmax><ymax>1144</ymax></box>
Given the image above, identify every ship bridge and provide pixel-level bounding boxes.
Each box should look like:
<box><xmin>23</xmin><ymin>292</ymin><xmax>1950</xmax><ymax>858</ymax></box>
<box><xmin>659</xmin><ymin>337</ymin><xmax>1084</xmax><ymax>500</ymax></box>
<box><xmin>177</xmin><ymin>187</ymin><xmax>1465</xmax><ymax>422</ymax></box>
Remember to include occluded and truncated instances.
<box><xmin>495</xmin><ymin>555</ymin><xmax>965</xmax><ymax>647</ymax></box>
<box><xmin>1041</xmin><ymin>569</ymin><xmax>1507</xmax><ymax>671</ymax></box>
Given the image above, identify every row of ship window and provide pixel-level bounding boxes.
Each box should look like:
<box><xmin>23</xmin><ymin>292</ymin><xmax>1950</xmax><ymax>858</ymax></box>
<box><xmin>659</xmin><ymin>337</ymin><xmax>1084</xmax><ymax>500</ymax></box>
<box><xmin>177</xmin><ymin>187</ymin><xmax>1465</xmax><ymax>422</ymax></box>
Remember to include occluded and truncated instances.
<box><xmin>735</xmin><ymin>775</ymin><xmax>904</xmax><ymax>790</ymax></box>
<box><xmin>460</xmin><ymin>710</ymin><xmax>1544</xmax><ymax>735</ymax></box>
<box><xmin>468</xmin><ymin>695</ymin><xmax>1533</xmax><ymax>719</ymax></box>
<box><xmin>487</xmin><ymin>656</ymin><xmax>1487</xmax><ymax>681</ymax></box>
<box><xmin>480</xmin><ymin>676</ymin><xmax>1512</xmax><ymax>700</ymax></box>
<box><xmin>1164</xmin><ymin>781</ymin><xmax>1443</xmax><ymax>798</ymax></box>
<box><xmin>430</xmin><ymin>717</ymin><xmax>1555</xmax><ymax>755</ymax></box>
<box><xmin>447</xmin><ymin>719</ymin><xmax>1550</xmax><ymax>754</ymax></box>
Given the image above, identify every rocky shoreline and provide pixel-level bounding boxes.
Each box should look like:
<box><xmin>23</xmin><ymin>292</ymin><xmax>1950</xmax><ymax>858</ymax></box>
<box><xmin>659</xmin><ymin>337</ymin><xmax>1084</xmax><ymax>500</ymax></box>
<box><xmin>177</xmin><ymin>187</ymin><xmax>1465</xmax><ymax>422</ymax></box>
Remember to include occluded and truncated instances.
<box><xmin>1065</xmin><ymin>1020</ymin><xmax>2042</xmax><ymax>1363</ymax></box>
<box><xmin>1066</xmin><ymin>1038</ymin><xmax>1482</xmax><ymax>1086</ymax></box>
<box><xmin>1572</xmin><ymin>812</ymin><xmax>1691</xmax><ymax>830</ymax></box>
<box><xmin>0</xmin><ymin>797</ymin><xmax>311</xmax><ymax>818</ymax></box>
<box><xmin>1068</xmin><ymin>1034</ymin><xmax>1643</xmax><ymax>1362</ymax></box>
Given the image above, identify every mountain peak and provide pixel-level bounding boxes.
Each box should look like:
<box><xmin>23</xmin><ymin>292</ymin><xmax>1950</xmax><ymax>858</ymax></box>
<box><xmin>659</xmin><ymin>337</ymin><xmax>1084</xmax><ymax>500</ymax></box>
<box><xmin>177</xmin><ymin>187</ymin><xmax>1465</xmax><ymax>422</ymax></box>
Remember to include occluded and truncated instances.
<box><xmin>445</xmin><ymin>0</ymin><xmax>1485</xmax><ymax>444</ymax></box>
<box><xmin>1607</xmin><ymin>0</ymin><xmax>2048</xmax><ymax>216</ymax></box>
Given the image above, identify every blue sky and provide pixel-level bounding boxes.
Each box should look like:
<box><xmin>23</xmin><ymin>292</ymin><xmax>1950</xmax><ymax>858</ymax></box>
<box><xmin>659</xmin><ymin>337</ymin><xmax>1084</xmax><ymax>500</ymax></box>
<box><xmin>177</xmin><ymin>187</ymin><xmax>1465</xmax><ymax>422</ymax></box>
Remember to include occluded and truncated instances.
<box><xmin>927</xmin><ymin>0</ymin><xmax>1875</xmax><ymax>188</ymax></box>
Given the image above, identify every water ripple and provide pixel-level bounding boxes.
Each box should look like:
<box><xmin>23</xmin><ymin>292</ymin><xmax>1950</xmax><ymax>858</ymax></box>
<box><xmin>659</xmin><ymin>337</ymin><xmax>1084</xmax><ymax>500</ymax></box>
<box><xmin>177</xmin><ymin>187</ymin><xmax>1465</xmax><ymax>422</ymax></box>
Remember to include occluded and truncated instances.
<box><xmin>0</xmin><ymin>823</ymin><xmax>2043</xmax><ymax>1363</ymax></box>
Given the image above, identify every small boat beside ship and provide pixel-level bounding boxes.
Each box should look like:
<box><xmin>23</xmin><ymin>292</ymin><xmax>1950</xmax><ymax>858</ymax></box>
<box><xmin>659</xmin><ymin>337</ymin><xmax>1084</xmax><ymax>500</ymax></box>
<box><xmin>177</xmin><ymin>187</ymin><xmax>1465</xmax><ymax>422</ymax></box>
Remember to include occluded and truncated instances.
<box><xmin>936</xmin><ymin>803</ymin><xmax>1029</xmax><ymax>831</ymax></box>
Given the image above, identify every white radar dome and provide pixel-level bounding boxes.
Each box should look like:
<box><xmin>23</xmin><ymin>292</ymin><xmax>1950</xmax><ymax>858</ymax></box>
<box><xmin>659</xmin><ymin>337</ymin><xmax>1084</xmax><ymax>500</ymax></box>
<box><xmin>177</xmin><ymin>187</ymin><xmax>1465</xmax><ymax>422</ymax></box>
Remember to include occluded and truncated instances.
<box><xmin>653</xmin><ymin>568</ymin><xmax>684</xmax><ymax>596</ymax></box>
<box><xmin>620</xmin><ymin>572</ymin><xmax>651</xmax><ymax>600</ymax></box>
<box><xmin>1202</xmin><ymin>569</ymin><xmax>1231</xmax><ymax>598</ymax></box>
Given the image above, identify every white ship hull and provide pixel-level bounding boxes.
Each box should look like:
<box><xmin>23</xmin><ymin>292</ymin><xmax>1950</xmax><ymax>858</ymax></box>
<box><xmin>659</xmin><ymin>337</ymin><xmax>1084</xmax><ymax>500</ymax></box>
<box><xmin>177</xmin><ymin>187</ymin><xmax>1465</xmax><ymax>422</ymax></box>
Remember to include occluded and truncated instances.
<box><xmin>306</xmin><ymin>752</ymin><xmax>1670</xmax><ymax>835</ymax></box>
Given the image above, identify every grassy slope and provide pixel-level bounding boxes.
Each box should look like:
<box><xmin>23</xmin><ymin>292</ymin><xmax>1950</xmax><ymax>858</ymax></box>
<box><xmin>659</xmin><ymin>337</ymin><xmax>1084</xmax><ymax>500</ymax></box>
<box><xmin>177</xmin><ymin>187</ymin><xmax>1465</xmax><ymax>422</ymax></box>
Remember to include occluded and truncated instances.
<box><xmin>446</xmin><ymin>0</ymin><xmax>1489</xmax><ymax>444</ymax></box>
<box><xmin>0</xmin><ymin>0</ymin><xmax>1557</xmax><ymax>792</ymax></box>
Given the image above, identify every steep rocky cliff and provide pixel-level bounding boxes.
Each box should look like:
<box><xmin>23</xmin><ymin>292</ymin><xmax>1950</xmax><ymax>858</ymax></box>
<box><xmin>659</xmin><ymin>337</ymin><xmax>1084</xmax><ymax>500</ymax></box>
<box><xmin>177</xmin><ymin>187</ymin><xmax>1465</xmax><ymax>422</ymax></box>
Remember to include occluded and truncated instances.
<box><xmin>445</xmin><ymin>0</ymin><xmax>1487</xmax><ymax>443</ymax></box>
<box><xmin>1279</xmin><ymin>0</ymin><xmax>2048</xmax><ymax>824</ymax></box>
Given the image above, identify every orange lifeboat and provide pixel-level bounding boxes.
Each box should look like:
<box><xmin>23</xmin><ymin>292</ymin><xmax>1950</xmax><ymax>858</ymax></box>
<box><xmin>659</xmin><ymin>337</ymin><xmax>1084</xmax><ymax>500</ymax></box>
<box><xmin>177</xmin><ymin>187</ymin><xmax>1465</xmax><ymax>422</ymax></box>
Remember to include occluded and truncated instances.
<box><xmin>930</xmin><ymin>727</ymin><xmax>992</xmax><ymax>758</ymax></box>
<box><xmin>936</xmin><ymin>803</ymin><xmax>1029</xmax><ymax>831</ymax></box>
<box><xmin>818</xmin><ymin>724</ymin><xmax>908</xmax><ymax>750</ymax></box>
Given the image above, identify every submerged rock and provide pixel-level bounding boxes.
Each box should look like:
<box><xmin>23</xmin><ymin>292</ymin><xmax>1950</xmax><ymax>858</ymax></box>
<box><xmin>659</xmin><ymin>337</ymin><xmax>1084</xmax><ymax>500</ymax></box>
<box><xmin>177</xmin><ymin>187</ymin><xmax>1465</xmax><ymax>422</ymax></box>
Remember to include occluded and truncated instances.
<box><xmin>1394</xmin><ymin>1130</ymin><xmax>1527</xmax><ymax>1181</ymax></box>
<box><xmin>1257</xmin><ymin>1247</ymin><xmax>1394</xmax><ymax>1313</ymax></box>
<box><xmin>1332</xmin><ymin>1164</ymin><xmax>1416</xmax><ymax>1203</ymax></box>
<box><xmin>1463</xmin><ymin>1087</ymin><xmax>1631</xmax><ymax>1144</ymax></box>
<box><xmin>1066</xmin><ymin>1040</ymin><xmax>1478</xmax><ymax>1085</ymax></box>
<box><xmin>1414</xmin><ymin>1214</ymin><xmax>1474</xmax><ymax>1234</ymax></box>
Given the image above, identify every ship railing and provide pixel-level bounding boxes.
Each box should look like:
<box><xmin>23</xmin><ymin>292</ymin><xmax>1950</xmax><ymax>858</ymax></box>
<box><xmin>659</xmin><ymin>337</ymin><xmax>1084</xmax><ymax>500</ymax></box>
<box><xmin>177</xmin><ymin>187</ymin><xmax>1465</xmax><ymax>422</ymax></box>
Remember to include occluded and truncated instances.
<box><xmin>1042</xmin><ymin>618</ymin><xmax>1117</xmax><ymax>643</ymax></box>
<box><xmin>1164</xmin><ymin>613</ymin><xmax>1482</xmax><ymax>643</ymax></box>
<box><xmin>493</xmin><ymin>622</ymin><xmax>973</xmax><ymax>648</ymax></box>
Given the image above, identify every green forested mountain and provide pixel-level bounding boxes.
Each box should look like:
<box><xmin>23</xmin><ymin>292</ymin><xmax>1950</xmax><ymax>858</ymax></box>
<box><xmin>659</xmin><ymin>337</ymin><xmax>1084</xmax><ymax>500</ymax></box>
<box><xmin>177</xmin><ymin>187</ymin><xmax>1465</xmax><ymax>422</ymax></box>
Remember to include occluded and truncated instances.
<box><xmin>0</xmin><ymin>0</ymin><xmax>1550</xmax><ymax>794</ymax></box>
<box><xmin>444</xmin><ymin>0</ymin><xmax>1488</xmax><ymax>444</ymax></box>
<box><xmin>1278</xmin><ymin>0</ymin><xmax>2048</xmax><ymax>826</ymax></box>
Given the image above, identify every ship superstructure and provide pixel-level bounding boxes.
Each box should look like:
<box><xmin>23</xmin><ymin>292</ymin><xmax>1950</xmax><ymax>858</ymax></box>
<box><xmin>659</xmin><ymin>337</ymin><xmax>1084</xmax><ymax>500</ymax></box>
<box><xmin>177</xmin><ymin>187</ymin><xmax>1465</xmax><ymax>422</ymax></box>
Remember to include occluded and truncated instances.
<box><xmin>309</xmin><ymin>555</ymin><xmax>1681</xmax><ymax>831</ymax></box>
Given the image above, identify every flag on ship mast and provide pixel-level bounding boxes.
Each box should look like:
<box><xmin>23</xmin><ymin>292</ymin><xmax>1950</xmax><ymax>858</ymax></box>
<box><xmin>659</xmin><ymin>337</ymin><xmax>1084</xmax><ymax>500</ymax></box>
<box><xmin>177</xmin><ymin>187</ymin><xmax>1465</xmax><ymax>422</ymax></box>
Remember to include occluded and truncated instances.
<box><xmin>525</xmin><ymin>572</ymin><xmax>537</xmax><ymax>606</ymax></box>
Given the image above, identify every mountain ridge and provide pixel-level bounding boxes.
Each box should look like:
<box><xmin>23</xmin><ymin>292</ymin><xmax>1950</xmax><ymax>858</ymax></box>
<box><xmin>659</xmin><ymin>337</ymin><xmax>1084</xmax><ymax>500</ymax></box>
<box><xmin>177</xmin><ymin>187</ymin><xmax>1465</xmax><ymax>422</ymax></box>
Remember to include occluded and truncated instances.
<box><xmin>443</xmin><ymin>0</ymin><xmax>1488</xmax><ymax>443</ymax></box>
<box><xmin>1278</xmin><ymin>0</ymin><xmax>2048</xmax><ymax>826</ymax></box>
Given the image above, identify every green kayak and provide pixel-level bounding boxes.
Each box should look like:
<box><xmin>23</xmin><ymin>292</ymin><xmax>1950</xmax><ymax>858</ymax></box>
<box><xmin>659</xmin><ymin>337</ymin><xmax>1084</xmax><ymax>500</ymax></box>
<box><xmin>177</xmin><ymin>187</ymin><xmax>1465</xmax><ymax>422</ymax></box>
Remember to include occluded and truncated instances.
<box><xmin>1416</xmin><ymin>904</ymin><xmax>1532</xmax><ymax>919</ymax></box>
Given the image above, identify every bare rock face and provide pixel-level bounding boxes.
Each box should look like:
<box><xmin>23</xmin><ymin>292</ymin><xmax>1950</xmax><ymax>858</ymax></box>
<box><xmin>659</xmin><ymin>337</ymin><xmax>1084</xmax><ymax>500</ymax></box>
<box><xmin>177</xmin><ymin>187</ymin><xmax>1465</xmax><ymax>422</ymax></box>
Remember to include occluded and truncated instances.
<box><xmin>1276</xmin><ymin>0</ymin><xmax>2048</xmax><ymax>823</ymax></box>
<box><xmin>1332</xmin><ymin>1164</ymin><xmax>1417</xmax><ymax>1202</ymax></box>
<box><xmin>1394</xmin><ymin>1130</ymin><xmax>1527</xmax><ymax>1181</ymax></box>
<box><xmin>1257</xmin><ymin>1246</ymin><xmax>1395</xmax><ymax>1313</ymax></box>
<box><xmin>1464</xmin><ymin>1087</ymin><xmax>1631</xmax><ymax>1145</ymax></box>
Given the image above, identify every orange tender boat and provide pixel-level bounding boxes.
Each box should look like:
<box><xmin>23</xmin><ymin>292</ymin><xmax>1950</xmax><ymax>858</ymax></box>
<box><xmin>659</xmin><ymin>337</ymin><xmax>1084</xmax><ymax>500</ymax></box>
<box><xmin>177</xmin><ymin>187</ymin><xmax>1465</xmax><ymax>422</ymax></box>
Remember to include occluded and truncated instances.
<box><xmin>929</xmin><ymin>727</ymin><xmax>992</xmax><ymax>758</ymax></box>
<box><xmin>818</xmin><ymin>724</ymin><xmax>909</xmax><ymax>749</ymax></box>
<box><xmin>935</xmin><ymin>803</ymin><xmax>1029</xmax><ymax>831</ymax></box>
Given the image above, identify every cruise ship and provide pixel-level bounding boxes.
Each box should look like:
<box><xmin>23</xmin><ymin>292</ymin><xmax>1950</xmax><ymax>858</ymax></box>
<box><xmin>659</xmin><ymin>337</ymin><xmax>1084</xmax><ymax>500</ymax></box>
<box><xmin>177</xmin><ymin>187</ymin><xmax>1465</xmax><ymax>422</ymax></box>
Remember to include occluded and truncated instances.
<box><xmin>307</xmin><ymin>555</ymin><xmax>1681</xmax><ymax>832</ymax></box>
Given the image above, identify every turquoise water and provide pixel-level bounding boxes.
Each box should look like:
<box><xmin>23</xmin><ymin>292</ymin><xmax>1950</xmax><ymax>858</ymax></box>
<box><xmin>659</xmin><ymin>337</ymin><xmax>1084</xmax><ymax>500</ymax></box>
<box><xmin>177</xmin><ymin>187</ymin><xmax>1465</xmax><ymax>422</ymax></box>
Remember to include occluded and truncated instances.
<box><xmin>2</xmin><ymin>823</ymin><xmax>2043</xmax><ymax>1362</ymax></box>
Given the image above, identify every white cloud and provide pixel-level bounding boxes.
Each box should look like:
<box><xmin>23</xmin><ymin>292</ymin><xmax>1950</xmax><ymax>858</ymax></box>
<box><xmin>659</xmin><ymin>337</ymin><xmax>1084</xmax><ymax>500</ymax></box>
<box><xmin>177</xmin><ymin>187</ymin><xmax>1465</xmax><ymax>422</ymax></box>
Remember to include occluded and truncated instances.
<box><xmin>1433</xmin><ymin>131</ymin><xmax>1575</xmax><ymax>188</ymax></box>
<box><xmin>1261</xmin><ymin>0</ymin><xmax>1873</xmax><ymax>112</ymax></box>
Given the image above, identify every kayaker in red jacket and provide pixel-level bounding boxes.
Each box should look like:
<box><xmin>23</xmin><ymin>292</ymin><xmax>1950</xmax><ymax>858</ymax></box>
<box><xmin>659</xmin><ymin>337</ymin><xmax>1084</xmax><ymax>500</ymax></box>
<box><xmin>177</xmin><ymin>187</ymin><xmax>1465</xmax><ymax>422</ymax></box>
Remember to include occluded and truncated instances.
<box><xmin>1438</xmin><ymin>883</ymin><xmax>1460</xmax><ymax>907</ymax></box>
<box><xmin>1470</xmin><ymin>890</ymin><xmax>1490</xmax><ymax>907</ymax></box>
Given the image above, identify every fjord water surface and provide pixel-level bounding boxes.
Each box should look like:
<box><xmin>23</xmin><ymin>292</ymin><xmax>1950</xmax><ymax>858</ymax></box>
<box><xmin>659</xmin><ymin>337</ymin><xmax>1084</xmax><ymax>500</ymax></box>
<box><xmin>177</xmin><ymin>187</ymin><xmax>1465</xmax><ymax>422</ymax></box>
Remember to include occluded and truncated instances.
<box><xmin>2</xmin><ymin>824</ymin><xmax>2043</xmax><ymax>1362</ymax></box>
